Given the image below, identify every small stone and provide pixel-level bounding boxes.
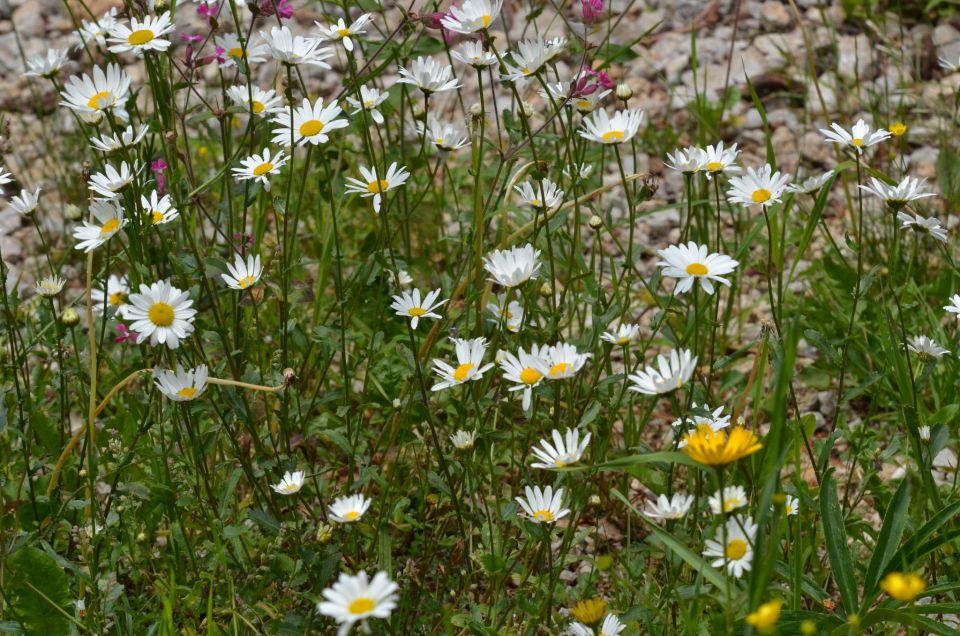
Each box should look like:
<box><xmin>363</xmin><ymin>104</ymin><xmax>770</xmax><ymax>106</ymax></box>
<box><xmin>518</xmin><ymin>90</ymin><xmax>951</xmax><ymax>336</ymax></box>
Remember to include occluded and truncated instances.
<box><xmin>760</xmin><ymin>1</ymin><xmax>791</xmax><ymax>28</ymax></box>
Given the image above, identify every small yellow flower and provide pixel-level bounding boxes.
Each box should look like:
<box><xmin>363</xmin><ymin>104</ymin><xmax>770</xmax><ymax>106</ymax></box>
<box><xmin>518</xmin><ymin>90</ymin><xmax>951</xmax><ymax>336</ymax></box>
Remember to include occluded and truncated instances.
<box><xmin>880</xmin><ymin>572</ymin><xmax>925</xmax><ymax>601</ymax></box>
<box><xmin>889</xmin><ymin>122</ymin><xmax>907</xmax><ymax>137</ymax></box>
<box><xmin>571</xmin><ymin>597</ymin><xmax>606</xmax><ymax>624</ymax></box>
<box><xmin>800</xmin><ymin>619</ymin><xmax>817</xmax><ymax>635</ymax></box>
<box><xmin>682</xmin><ymin>426</ymin><xmax>763</xmax><ymax>467</ymax></box>
<box><xmin>746</xmin><ymin>599</ymin><xmax>782</xmax><ymax>631</ymax></box>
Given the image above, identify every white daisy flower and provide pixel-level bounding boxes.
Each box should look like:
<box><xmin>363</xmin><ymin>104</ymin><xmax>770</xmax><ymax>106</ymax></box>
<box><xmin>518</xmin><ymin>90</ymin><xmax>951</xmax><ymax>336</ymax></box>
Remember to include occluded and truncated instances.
<box><xmin>907</xmin><ymin>335</ymin><xmax>949</xmax><ymax>360</ymax></box>
<box><xmin>941</xmin><ymin>55</ymin><xmax>960</xmax><ymax>71</ymax></box>
<box><xmin>9</xmin><ymin>187</ymin><xmax>41</xmax><ymax>216</ymax></box>
<box><xmin>499</xmin><ymin>345</ymin><xmax>551</xmax><ymax>411</ymax></box>
<box><xmin>708</xmin><ymin>485</ymin><xmax>748</xmax><ymax>514</ymax></box>
<box><xmin>417</xmin><ymin>115</ymin><xmax>469</xmax><ymax>152</ymax></box>
<box><xmin>226</xmin><ymin>85</ymin><xmax>283</xmax><ymax>117</ymax></box>
<box><xmin>484</xmin><ymin>244</ymin><xmax>541</xmax><ymax>288</ymax></box>
<box><xmin>271</xmin><ymin>470</ymin><xmax>305</xmax><ymax>495</ymax></box>
<box><xmin>449</xmin><ymin>430</ymin><xmax>476</xmax><ymax>450</ymax></box>
<box><xmin>933</xmin><ymin>448</ymin><xmax>958</xmax><ymax>487</ymax></box>
<box><xmin>344</xmin><ymin>162</ymin><xmax>410</xmax><ymax>213</ymax></box>
<box><xmin>314</xmin><ymin>13</ymin><xmax>371</xmax><ymax>52</ymax></box>
<box><xmin>665</xmin><ymin>146</ymin><xmax>705</xmax><ymax>174</ymax></box>
<box><xmin>656</xmin><ymin>242</ymin><xmax>739</xmax><ymax>295</ymax></box>
<box><xmin>142</xmin><ymin>190</ymin><xmax>178</xmax><ymax>226</ymax></box>
<box><xmin>578</xmin><ymin>108</ymin><xmax>645</xmax><ymax>145</ymax></box>
<box><xmin>703</xmin><ymin>515</ymin><xmax>757</xmax><ymax>578</ymax></box>
<box><xmin>431</xmin><ymin>337</ymin><xmax>494</xmax><ymax>391</ymax></box>
<box><xmin>88</xmin><ymin>161</ymin><xmax>134</xmax><ymax>199</ymax></box>
<box><xmin>487</xmin><ymin>293</ymin><xmax>524</xmax><ymax>332</ymax></box>
<box><xmin>787</xmin><ymin>171</ymin><xmax>834</xmax><ymax>195</ymax></box>
<box><xmin>90</xmin><ymin>274</ymin><xmax>129</xmax><ymax>315</ymax></box>
<box><xmin>345</xmin><ymin>85</ymin><xmax>389</xmax><ymax>125</ymax></box>
<box><xmin>259</xmin><ymin>26</ymin><xmax>332</xmax><ymax>67</ymax></box>
<box><xmin>329</xmin><ymin>494</ymin><xmax>372</xmax><ymax>523</ymax></box>
<box><xmin>450</xmin><ymin>40</ymin><xmax>497</xmax><ymax>67</ymax></box>
<box><xmin>122</xmin><ymin>279</ymin><xmax>197</xmax><ymax>349</ymax></box>
<box><xmin>24</xmin><ymin>48</ymin><xmax>69</xmax><ymax>78</ymax></box>
<box><xmin>672</xmin><ymin>403</ymin><xmax>731</xmax><ymax>448</ymax></box>
<box><xmin>0</xmin><ymin>166</ymin><xmax>12</xmax><ymax>193</ymax></box>
<box><xmin>545</xmin><ymin>342</ymin><xmax>590</xmax><ymax>379</ymax></box>
<box><xmin>397</xmin><ymin>56</ymin><xmax>462</xmax><ymax>94</ymax></box>
<box><xmin>73</xmin><ymin>199</ymin><xmax>126</xmax><ymax>252</ymax></box>
<box><xmin>860</xmin><ymin>176</ymin><xmax>936</xmax><ymax>208</ymax></box>
<box><xmin>60</xmin><ymin>63</ymin><xmax>131</xmax><ymax>122</ymax></box>
<box><xmin>233</xmin><ymin>148</ymin><xmax>288</xmax><ymax>192</ymax></box>
<box><xmin>77</xmin><ymin>8</ymin><xmax>118</xmax><ymax>48</ymax></box>
<box><xmin>570</xmin><ymin>615</ymin><xmax>626</xmax><ymax>636</ymax></box>
<box><xmin>601</xmin><ymin>322</ymin><xmax>640</xmax><ymax>347</ymax></box>
<box><xmin>644</xmin><ymin>493</ymin><xmax>694</xmax><ymax>520</ymax></box>
<box><xmin>819</xmin><ymin>119</ymin><xmax>890</xmax><ymax>154</ymax></box>
<box><xmin>726</xmin><ymin>164</ymin><xmax>791</xmax><ymax>207</ymax></box>
<box><xmin>628</xmin><ymin>348</ymin><xmax>697</xmax><ymax>395</ymax></box>
<box><xmin>90</xmin><ymin>124</ymin><xmax>149</xmax><ymax>153</ymax></box>
<box><xmin>701</xmin><ymin>141</ymin><xmax>741</xmax><ymax>178</ymax></box>
<box><xmin>316</xmin><ymin>571</ymin><xmax>399</xmax><ymax>636</ymax></box>
<box><xmin>501</xmin><ymin>39</ymin><xmax>551</xmax><ymax>82</ymax></box>
<box><xmin>783</xmin><ymin>494</ymin><xmax>799</xmax><ymax>516</ymax></box>
<box><xmin>898</xmin><ymin>212</ymin><xmax>948</xmax><ymax>243</ymax></box>
<box><xmin>944</xmin><ymin>294</ymin><xmax>960</xmax><ymax>318</ymax></box>
<box><xmin>514</xmin><ymin>178</ymin><xmax>563</xmax><ymax>209</ymax></box>
<box><xmin>563</xmin><ymin>163</ymin><xmax>593</xmax><ymax>181</ymax></box>
<box><xmin>272</xmin><ymin>98</ymin><xmax>348</xmax><ymax>147</ymax></box>
<box><xmin>221</xmin><ymin>253</ymin><xmax>263</xmax><ymax>290</ymax></box>
<box><xmin>441</xmin><ymin>0</ymin><xmax>503</xmax><ymax>33</ymax></box>
<box><xmin>107</xmin><ymin>12</ymin><xmax>174</xmax><ymax>55</ymax></box>
<box><xmin>392</xmin><ymin>269</ymin><xmax>413</xmax><ymax>288</ymax></box>
<box><xmin>35</xmin><ymin>275</ymin><xmax>66</xmax><ymax>298</ymax></box>
<box><xmin>389</xmin><ymin>288</ymin><xmax>446</xmax><ymax>329</ymax></box>
<box><xmin>515</xmin><ymin>485</ymin><xmax>569</xmax><ymax>524</ymax></box>
<box><xmin>153</xmin><ymin>364</ymin><xmax>208</xmax><ymax>401</ymax></box>
<box><xmin>530</xmin><ymin>428</ymin><xmax>591</xmax><ymax>469</ymax></box>
<box><xmin>215</xmin><ymin>33</ymin><xmax>269</xmax><ymax>67</ymax></box>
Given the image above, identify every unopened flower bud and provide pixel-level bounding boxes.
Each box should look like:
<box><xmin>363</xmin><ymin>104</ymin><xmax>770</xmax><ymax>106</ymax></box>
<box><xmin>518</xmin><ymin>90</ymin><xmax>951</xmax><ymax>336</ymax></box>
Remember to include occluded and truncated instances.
<box><xmin>589</xmin><ymin>215</ymin><xmax>604</xmax><ymax>230</ymax></box>
<box><xmin>538</xmin><ymin>282</ymin><xmax>553</xmax><ymax>297</ymax></box>
<box><xmin>62</xmin><ymin>308</ymin><xmax>80</xmax><ymax>327</ymax></box>
<box><xmin>615</xmin><ymin>82</ymin><xmax>633</xmax><ymax>101</ymax></box>
<box><xmin>469</xmin><ymin>103</ymin><xmax>482</xmax><ymax>117</ymax></box>
<box><xmin>521</xmin><ymin>101</ymin><xmax>534</xmax><ymax>118</ymax></box>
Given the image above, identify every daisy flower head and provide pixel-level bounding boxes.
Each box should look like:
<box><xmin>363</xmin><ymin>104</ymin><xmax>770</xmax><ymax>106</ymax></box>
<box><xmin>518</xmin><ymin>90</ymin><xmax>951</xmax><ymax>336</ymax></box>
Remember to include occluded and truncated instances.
<box><xmin>233</xmin><ymin>148</ymin><xmax>288</xmax><ymax>191</ymax></box>
<box><xmin>389</xmin><ymin>288</ymin><xmax>446</xmax><ymax>329</ymax></box>
<box><xmin>431</xmin><ymin>337</ymin><xmax>495</xmax><ymax>391</ymax></box>
<box><xmin>484</xmin><ymin>244</ymin><xmax>542</xmax><ymax>288</ymax></box>
<box><xmin>271</xmin><ymin>470</ymin><xmax>305</xmax><ymax>495</ymax></box>
<box><xmin>451</xmin><ymin>40</ymin><xmax>497</xmax><ymax>67</ymax></box>
<box><xmin>530</xmin><ymin>428</ymin><xmax>591</xmax><ymax>469</ymax></box>
<box><xmin>316</xmin><ymin>571</ymin><xmax>399</xmax><ymax>636</ymax></box>
<box><xmin>601</xmin><ymin>322</ymin><xmax>640</xmax><ymax>347</ymax></box>
<box><xmin>501</xmin><ymin>39</ymin><xmax>551</xmax><ymax>82</ymax></box>
<box><xmin>24</xmin><ymin>48</ymin><xmax>69</xmax><ymax>78</ymax></box>
<box><xmin>514</xmin><ymin>178</ymin><xmax>563</xmax><ymax>209</ymax></box>
<box><xmin>417</xmin><ymin>115</ymin><xmax>469</xmax><ymax>152</ymax></box>
<box><xmin>703</xmin><ymin>514</ymin><xmax>757</xmax><ymax>578</ymax></box>
<box><xmin>708</xmin><ymin>485</ymin><xmax>748</xmax><ymax>514</ymax></box>
<box><xmin>726</xmin><ymin>164</ymin><xmax>790</xmax><ymax>207</ymax></box>
<box><xmin>91</xmin><ymin>274</ymin><xmax>129</xmax><ymax>315</ymax></box>
<box><xmin>314</xmin><ymin>13</ymin><xmax>371</xmax><ymax>51</ymax></box>
<box><xmin>9</xmin><ymin>187</ymin><xmax>41</xmax><ymax>216</ymax></box>
<box><xmin>487</xmin><ymin>293</ymin><xmax>524</xmax><ymax>332</ymax></box>
<box><xmin>673</xmin><ymin>403</ymin><xmax>730</xmax><ymax>447</ymax></box>
<box><xmin>701</xmin><ymin>141</ymin><xmax>741</xmax><ymax>178</ymax></box>
<box><xmin>0</xmin><ymin>166</ymin><xmax>11</xmax><ymax>193</ymax></box>
<box><xmin>215</xmin><ymin>33</ymin><xmax>269</xmax><ymax>67</ymax></box>
<box><xmin>665</xmin><ymin>146</ymin><xmax>705</xmax><ymax>174</ymax></box>
<box><xmin>819</xmin><ymin>118</ymin><xmax>890</xmax><ymax>154</ymax></box>
<box><xmin>91</xmin><ymin>124</ymin><xmax>149</xmax><ymax>153</ymax></box>
<box><xmin>259</xmin><ymin>26</ymin><xmax>332</xmax><ymax>67</ymax></box>
<box><xmin>122</xmin><ymin>279</ymin><xmax>197</xmax><ymax>349</ymax></box>
<box><xmin>271</xmin><ymin>98</ymin><xmax>348</xmax><ymax>147</ymax></box>
<box><xmin>516</xmin><ymin>485</ymin><xmax>569</xmax><ymax>524</ymax></box>
<box><xmin>329</xmin><ymin>494</ymin><xmax>372</xmax><ymax>523</ymax></box>
<box><xmin>571</xmin><ymin>88</ymin><xmax>612</xmax><ymax>115</ymax></box>
<box><xmin>907</xmin><ymin>335</ymin><xmax>949</xmax><ymax>361</ymax></box>
<box><xmin>644</xmin><ymin>493</ymin><xmax>694</xmax><ymax>521</ymax></box>
<box><xmin>226</xmin><ymin>85</ymin><xmax>283</xmax><ymax>117</ymax></box>
<box><xmin>933</xmin><ymin>448</ymin><xmax>958</xmax><ymax>486</ymax></box>
<box><xmin>860</xmin><ymin>176</ymin><xmax>935</xmax><ymax>210</ymax></box>
<box><xmin>343</xmin><ymin>163</ymin><xmax>410</xmax><ymax>213</ymax></box>
<box><xmin>944</xmin><ymin>294</ymin><xmax>960</xmax><ymax>318</ymax></box>
<box><xmin>628</xmin><ymin>348</ymin><xmax>697</xmax><ymax>395</ymax></box>
<box><xmin>782</xmin><ymin>494</ymin><xmax>799</xmax><ymax>516</ymax></box>
<box><xmin>222</xmin><ymin>253</ymin><xmax>263</xmax><ymax>290</ymax></box>
<box><xmin>153</xmin><ymin>364</ymin><xmax>208</xmax><ymax>401</ymax></box>
<box><xmin>35</xmin><ymin>274</ymin><xmax>66</xmax><ymax>298</ymax></box>
<box><xmin>108</xmin><ymin>12</ymin><xmax>174</xmax><ymax>55</ymax></box>
<box><xmin>450</xmin><ymin>429</ymin><xmax>477</xmax><ymax>451</ymax></box>
<box><xmin>786</xmin><ymin>170</ymin><xmax>834</xmax><ymax>195</ymax></box>
<box><xmin>60</xmin><ymin>63</ymin><xmax>131</xmax><ymax>122</ymax></box>
<box><xmin>397</xmin><ymin>56</ymin><xmax>461</xmax><ymax>94</ymax></box>
<box><xmin>942</xmin><ymin>55</ymin><xmax>960</xmax><ymax>71</ymax></box>
<box><xmin>657</xmin><ymin>242</ymin><xmax>739</xmax><ymax>295</ymax></box>
<box><xmin>442</xmin><ymin>0</ymin><xmax>503</xmax><ymax>33</ymax></box>
<box><xmin>77</xmin><ymin>7</ymin><xmax>118</xmax><ymax>48</ymax></box>
<box><xmin>73</xmin><ymin>199</ymin><xmax>126</xmax><ymax>252</ymax></box>
<box><xmin>579</xmin><ymin>108</ymin><xmax>644</xmax><ymax>145</ymax></box>
<box><xmin>569</xmin><ymin>614</ymin><xmax>626</xmax><ymax>636</ymax></box>
<box><xmin>545</xmin><ymin>342</ymin><xmax>590</xmax><ymax>379</ymax></box>
<box><xmin>345</xmin><ymin>85</ymin><xmax>389</xmax><ymax>125</ymax></box>
<box><xmin>142</xmin><ymin>190</ymin><xmax>178</xmax><ymax>225</ymax></box>
<box><xmin>563</xmin><ymin>163</ymin><xmax>593</xmax><ymax>181</ymax></box>
<box><xmin>499</xmin><ymin>346</ymin><xmax>551</xmax><ymax>411</ymax></box>
<box><xmin>88</xmin><ymin>161</ymin><xmax>134</xmax><ymax>199</ymax></box>
<box><xmin>898</xmin><ymin>212</ymin><xmax>947</xmax><ymax>243</ymax></box>
<box><xmin>682</xmin><ymin>426</ymin><xmax>762</xmax><ymax>467</ymax></box>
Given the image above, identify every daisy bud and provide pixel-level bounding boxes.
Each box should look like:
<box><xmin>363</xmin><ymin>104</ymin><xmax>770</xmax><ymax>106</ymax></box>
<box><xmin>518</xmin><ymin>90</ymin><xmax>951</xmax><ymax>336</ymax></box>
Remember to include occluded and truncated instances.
<box><xmin>136</xmin><ymin>531</ymin><xmax>147</xmax><ymax>543</ymax></box>
<box><xmin>919</xmin><ymin>425</ymin><xmax>931</xmax><ymax>442</ymax></box>
<box><xmin>61</xmin><ymin>308</ymin><xmax>80</xmax><ymax>327</ymax></box>
<box><xmin>79</xmin><ymin>468</ymin><xmax>87</xmax><ymax>478</ymax></box>
<box><xmin>469</xmin><ymin>103</ymin><xmax>483</xmax><ymax>117</ymax></box>
<box><xmin>392</xmin><ymin>398</ymin><xmax>402</xmax><ymax>408</ymax></box>
<box><xmin>521</xmin><ymin>101</ymin><xmax>534</xmax><ymax>118</ymax></box>
<box><xmin>589</xmin><ymin>494</ymin><xmax>601</xmax><ymax>506</ymax></box>
<box><xmin>615</xmin><ymin>82</ymin><xmax>633</xmax><ymax>101</ymax></box>
<box><xmin>316</xmin><ymin>523</ymin><xmax>333</xmax><ymax>543</ymax></box>
<box><xmin>588</xmin><ymin>214</ymin><xmax>604</xmax><ymax>230</ymax></box>
<box><xmin>65</xmin><ymin>204</ymin><xmax>83</xmax><ymax>221</ymax></box>
<box><xmin>538</xmin><ymin>282</ymin><xmax>553</xmax><ymax>297</ymax></box>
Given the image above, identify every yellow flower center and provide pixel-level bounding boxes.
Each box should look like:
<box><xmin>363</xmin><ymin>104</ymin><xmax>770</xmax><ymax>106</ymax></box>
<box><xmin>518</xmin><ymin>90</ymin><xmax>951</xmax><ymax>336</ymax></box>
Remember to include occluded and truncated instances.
<box><xmin>228</xmin><ymin>46</ymin><xmax>244</xmax><ymax>58</ymax></box>
<box><xmin>617</xmin><ymin>336</ymin><xmax>630</xmax><ymax>345</ymax></box>
<box><xmin>723</xmin><ymin>498</ymin><xmax>742</xmax><ymax>512</ymax></box>
<box><xmin>151</xmin><ymin>211</ymin><xmax>165</xmax><ymax>224</ymax></box>
<box><xmin>533</xmin><ymin>509</ymin><xmax>554</xmax><ymax>522</ymax></box>
<box><xmin>148</xmin><ymin>302</ymin><xmax>175</xmax><ymax>327</ymax></box>
<box><xmin>87</xmin><ymin>90</ymin><xmax>112</xmax><ymax>110</ymax></box>
<box><xmin>336</xmin><ymin>27</ymin><xmax>350</xmax><ymax>37</ymax></box>
<box><xmin>705</xmin><ymin>161</ymin><xmax>723</xmax><ymax>171</ymax></box>
<box><xmin>408</xmin><ymin>307</ymin><xmax>426</xmax><ymax>317</ymax></box>
<box><xmin>685</xmin><ymin>263</ymin><xmax>708</xmax><ymax>276</ymax></box>
<box><xmin>851</xmin><ymin>137</ymin><xmax>863</xmax><ymax>147</ymax></box>
<box><xmin>521</xmin><ymin>66</ymin><xmax>531</xmax><ymax>74</ymax></box>
<box><xmin>253</xmin><ymin>162</ymin><xmax>274</xmax><ymax>176</ymax></box>
<box><xmin>299</xmin><ymin>119</ymin><xmax>324</xmax><ymax>137</ymax></box>
<box><xmin>531</xmin><ymin>198</ymin><xmax>541</xmax><ymax>206</ymax></box>
<box><xmin>602</xmin><ymin>130</ymin><xmax>625</xmax><ymax>142</ymax></box>
<box><xmin>554</xmin><ymin>459</ymin><xmax>566</xmax><ymax>467</ymax></box>
<box><xmin>127</xmin><ymin>29</ymin><xmax>155</xmax><ymax>46</ymax></box>
<box><xmin>726</xmin><ymin>538</ymin><xmax>748</xmax><ymax>560</ymax></box>
<box><xmin>238</xmin><ymin>275</ymin><xmax>256</xmax><ymax>289</ymax></box>
<box><xmin>347</xmin><ymin>598</ymin><xmax>376</xmax><ymax>615</ymax></box>
<box><xmin>549</xmin><ymin>362</ymin><xmax>570</xmax><ymax>377</ymax></box>
<box><xmin>751</xmin><ymin>189</ymin><xmax>771</xmax><ymax>203</ymax></box>
<box><xmin>576</xmin><ymin>99</ymin><xmax>593</xmax><ymax>111</ymax></box>
<box><xmin>108</xmin><ymin>292</ymin><xmax>124</xmax><ymax>305</ymax></box>
<box><xmin>251</xmin><ymin>100</ymin><xmax>265</xmax><ymax>114</ymax></box>
<box><xmin>344</xmin><ymin>510</ymin><xmax>360</xmax><ymax>520</ymax></box>
<box><xmin>100</xmin><ymin>218</ymin><xmax>121</xmax><ymax>235</ymax></box>
<box><xmin>481</xmin><ymin>14</ymin><xmax>491</xmax><ymax>26</ymax></box>
<box><xmin>520</xmin><ymin>368</ymin><xmax>542</xmax><ymax>385</ymax></box>
<box><xmin>367</xmin><ymin>179</ymin><xmax>389</xmax><ymax>193</ymax></box>
<box><xmin>177</xmin><ymin>387</ymin><xmax>197</xmax><ymax>399</ymax></box>
<box><xmin>453</xmin><ymin>363</ymin><xmax>475</xmax><ymax>382</ymax></box>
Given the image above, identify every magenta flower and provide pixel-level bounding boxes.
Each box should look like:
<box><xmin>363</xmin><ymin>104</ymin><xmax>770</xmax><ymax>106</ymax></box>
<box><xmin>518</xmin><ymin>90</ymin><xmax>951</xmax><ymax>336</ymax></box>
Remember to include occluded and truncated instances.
<box><xmin>259</xmin><ymin>0</ymin><xmax>293</xmax><ymax>19</ymax></box>
<box><xmin>583</xmin><ymin>65</ymin><xmax>614</xmax><ymax>89</ymax></box>
<box><xmin>151</xmin><ymin>159</ymin><xmax>168</xmax><ymax>194</ymax></box>
<box><xmin>198</xmin><ymin>1</ymin><xmax>218</xmax><ymax>22</ymax></box>
<box><xmin>115</xmin><ymin>324</ymin><xmax>138</xmax><ymax>344</ymax></box>
<box><xmin>581</xmin><ymin>0</ymin><xmax>604</xmax><ymax>22</ymax></box>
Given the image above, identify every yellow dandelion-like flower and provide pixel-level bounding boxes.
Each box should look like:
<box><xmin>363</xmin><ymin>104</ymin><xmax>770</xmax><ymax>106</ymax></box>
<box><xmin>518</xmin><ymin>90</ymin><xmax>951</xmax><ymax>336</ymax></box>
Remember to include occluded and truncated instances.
<box><xmin>889</xmin><ymin>122</ymin><xmax>907</xmax><ymax>137</ymax></box>
<box><xmin>571</xmin><ymin>597</ymin><xmax>606</xmax><ymax>624</ymax></box>
<box><xmin>681</xmin><ymin>426</ymin><xmax>762</xmax><ymax>467</ymax></box>
<box><xmin>746</xmin><ymin>600</ymin><xmax>782</xmax><ymax>631</ymax></box>
<box><xmin>880</xmin><ymin>572</ymin><xmax>925</xmax><ymax>602</ymax></box>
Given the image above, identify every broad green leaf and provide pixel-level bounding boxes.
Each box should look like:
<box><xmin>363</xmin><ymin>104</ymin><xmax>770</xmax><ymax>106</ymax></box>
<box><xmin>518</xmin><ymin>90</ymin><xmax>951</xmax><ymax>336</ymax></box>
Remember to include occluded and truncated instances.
<box><xmin>820</xmin><ymin>471</ymin><xmax>859</xmax><ymax>614</ymax></box>
<box><xmin>5</xmin><ymin>547</ymin><xmax>73</xmax><ymax>636</ymax></box>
